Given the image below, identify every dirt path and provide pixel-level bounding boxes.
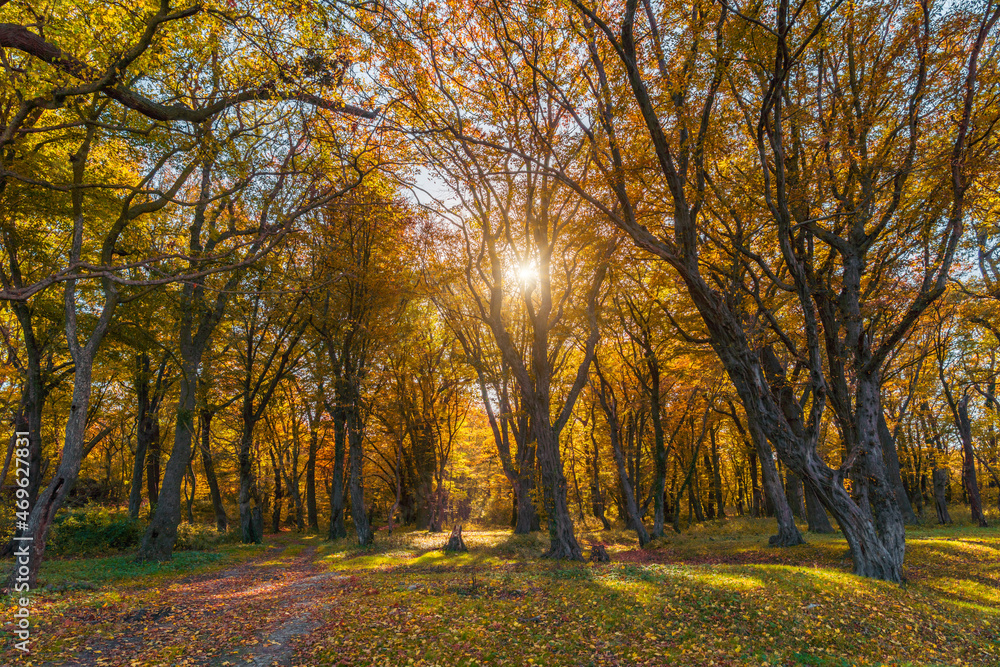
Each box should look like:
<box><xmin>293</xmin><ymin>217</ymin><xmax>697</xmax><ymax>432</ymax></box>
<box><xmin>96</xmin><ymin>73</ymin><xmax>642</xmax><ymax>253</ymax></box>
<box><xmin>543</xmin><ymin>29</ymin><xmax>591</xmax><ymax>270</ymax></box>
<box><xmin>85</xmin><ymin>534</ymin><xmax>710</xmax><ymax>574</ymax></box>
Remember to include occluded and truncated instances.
<box><xmin>241</xmin><ymin>569</ymin><xmax>347</xmax><ymax>667</ymax></box>
<box><xmin>39</xmin><ymin>539</ymin><xmax>349</xmax><ymax>667</ymax></box>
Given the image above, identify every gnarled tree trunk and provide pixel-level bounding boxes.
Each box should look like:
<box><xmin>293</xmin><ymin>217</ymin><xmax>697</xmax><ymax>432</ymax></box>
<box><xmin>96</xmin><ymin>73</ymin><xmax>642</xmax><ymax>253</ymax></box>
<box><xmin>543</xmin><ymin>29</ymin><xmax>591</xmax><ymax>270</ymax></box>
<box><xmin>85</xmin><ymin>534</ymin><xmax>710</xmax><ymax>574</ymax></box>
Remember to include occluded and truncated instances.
<box><xmin>532</xmin><ymin>407</ymin><xmax>581</xmax><ymax>559</ymax></box>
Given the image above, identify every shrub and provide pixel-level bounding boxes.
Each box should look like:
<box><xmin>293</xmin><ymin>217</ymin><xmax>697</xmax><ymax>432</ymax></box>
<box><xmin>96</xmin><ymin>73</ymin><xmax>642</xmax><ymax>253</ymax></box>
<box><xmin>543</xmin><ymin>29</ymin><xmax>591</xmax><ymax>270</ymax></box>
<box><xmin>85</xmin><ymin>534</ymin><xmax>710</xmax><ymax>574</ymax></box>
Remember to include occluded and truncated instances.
<box><xmin>174</xmin><ymin>522</ymin><xmax>229</xmax><ymax>551</ymax></box>
<box><xmin>49</xmin><ymin>504</ymin><xmax>144</xmax><ymax>556</ymax></box>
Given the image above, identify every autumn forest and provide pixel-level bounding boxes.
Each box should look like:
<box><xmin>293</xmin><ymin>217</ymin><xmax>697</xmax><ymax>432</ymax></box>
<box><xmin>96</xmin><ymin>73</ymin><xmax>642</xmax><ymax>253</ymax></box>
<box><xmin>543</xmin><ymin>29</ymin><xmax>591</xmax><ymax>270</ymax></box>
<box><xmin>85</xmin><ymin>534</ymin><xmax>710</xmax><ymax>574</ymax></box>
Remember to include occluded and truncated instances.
<box><xmin>1</xmin><ymin>0</ymin><xmax>1000</xmax><ymax>664</ymax></box>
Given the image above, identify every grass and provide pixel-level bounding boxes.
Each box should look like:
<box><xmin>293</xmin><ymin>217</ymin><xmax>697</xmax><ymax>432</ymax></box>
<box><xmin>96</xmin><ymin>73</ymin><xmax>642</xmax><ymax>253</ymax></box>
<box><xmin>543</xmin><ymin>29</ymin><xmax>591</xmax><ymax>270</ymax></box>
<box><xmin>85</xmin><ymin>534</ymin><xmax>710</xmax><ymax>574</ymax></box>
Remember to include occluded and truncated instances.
<box><xmin>303</xmin><ymin>517</ymin><xmax>1000</xmax><ymax>666</ymax></box>
<box><xmin>2</xmin><ymin>538</ymin><xmax>267</xmax><ymax>595</ymax></box>
<box><xmin>35</xmin><ymin>545</ymin><xmax>263</xmax><ymax>589</ymax></box>
<box><xmin>1</xmin><ymin>512</ymin><xmax>997</xmax><ymax>666</ymax></box>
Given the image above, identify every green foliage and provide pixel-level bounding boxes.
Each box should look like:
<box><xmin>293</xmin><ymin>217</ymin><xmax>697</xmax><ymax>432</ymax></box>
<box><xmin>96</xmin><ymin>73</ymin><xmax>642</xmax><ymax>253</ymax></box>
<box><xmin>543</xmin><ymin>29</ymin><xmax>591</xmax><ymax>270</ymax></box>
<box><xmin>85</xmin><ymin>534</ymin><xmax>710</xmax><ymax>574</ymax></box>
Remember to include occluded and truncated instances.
<box><xmin>174</xmin><ymin>522</ymin><xmax>233</xmax><ymax>551</ymax></box>
<box><xmin>49</xmin><ymin>505</ymin><xmax>144</xmax><ymax>556</ymax></box>
<box><xmin>48</xmin><ymin>506</ymin><xmax>238</xmax><ymax>555</ymax></box>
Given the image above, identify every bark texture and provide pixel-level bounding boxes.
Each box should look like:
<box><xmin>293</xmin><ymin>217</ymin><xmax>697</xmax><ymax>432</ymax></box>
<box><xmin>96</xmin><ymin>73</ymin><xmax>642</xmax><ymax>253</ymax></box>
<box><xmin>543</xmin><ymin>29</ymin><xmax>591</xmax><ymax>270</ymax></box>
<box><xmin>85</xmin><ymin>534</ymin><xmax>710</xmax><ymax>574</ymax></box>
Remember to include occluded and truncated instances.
<box><xmin>933</xmin><ymin>467</ymin><xmax>952</xmax><ymax>524</ymax></box>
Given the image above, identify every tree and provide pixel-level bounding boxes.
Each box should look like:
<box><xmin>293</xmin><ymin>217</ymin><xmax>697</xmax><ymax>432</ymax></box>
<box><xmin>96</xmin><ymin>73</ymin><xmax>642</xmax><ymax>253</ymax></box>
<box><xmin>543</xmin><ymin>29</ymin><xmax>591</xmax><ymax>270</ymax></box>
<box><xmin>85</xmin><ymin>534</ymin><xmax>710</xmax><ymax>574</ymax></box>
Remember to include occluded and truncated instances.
<box><xmin>379</xmin><ymin>303</ymin><xmax>470</xmax><ymax>531</ymax></box>
<box><xmin>11</xmin><ymin>112</ymin><xmax>197</xmax><ymax>584</ymax></box>
<box><xmin>231</xmin><ymin>273</ymin><xmax>309</xmax><ymax>544</ymax></box>
<box><xmin>311</xmin><ymin>184</ymin><xmax>414</xmax><ymax>545</ymax></box>
<box><xmin>558</xmin><ymin>0</ymin><xmax>1000</xmax><ymax>581</ymax></box>
<box><xmin>1</xmin><ymin>0</ymin><xmax>381</xmax><ymax>578</ymax></box>
<box><xmin>593</xmin><ymin>362</ymin><xmax>649</xmax><ymax>546</ymax></box>
<box><xmin>933</xmin><ymin>302</ymin><xmax>989</xmax><ymax>527</ymax></box>
<box><xmin>128</xmin><ymin>347</ymin><xmax>172</xmax><ymax>519</ymax></box>
<box><xmin>430</xmin><ymin>256</ymin><xmax>541</xmax><ymax>534</ymax></box>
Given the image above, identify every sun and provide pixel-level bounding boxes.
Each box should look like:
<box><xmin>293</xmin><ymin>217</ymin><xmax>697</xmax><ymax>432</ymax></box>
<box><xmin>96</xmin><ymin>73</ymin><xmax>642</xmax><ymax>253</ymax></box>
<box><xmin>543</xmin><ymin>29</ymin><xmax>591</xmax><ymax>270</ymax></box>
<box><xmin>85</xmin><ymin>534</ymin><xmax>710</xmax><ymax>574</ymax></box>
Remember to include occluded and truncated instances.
<box><xmin>517</xmin><ymin>263</ymin><xmax>538</xmax><ymax>285</ymax></box>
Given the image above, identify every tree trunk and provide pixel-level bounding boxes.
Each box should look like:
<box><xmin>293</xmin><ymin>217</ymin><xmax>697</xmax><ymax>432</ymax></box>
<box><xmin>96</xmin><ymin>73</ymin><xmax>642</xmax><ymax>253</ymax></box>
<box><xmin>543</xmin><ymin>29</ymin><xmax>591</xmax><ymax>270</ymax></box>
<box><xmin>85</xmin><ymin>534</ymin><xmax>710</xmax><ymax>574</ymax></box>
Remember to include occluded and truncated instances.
<box><xmin>198</xmin><ymin>409</ymin><xmax>228</xmax><ymax>531</ymax></box>
<box><xmin>835</xmin><ymin>374</ymin><xmax>906</xmax><ymax>579</ymax></box>
<box><xmin>8</xmin><ymin>357</ymin><xmax>96</xmax><ymax>588</ymax></box>
<box><xmin>689</xmin><ymin>481</ymin><xmax>705</xmax><ymax>523</ymax></box>
<box><xmin>589</xmin><ymin>428</ymin><xmax>611</xmax><ymax>530</ymax></box>
<box><xmin>270</xmin><ymin>448</ymin><xmax>283</xmax><ymax>534</ymax></box>
<box><xmin>306</xmin><ymin>428</ymin><xmax>319</xmax><ymax>532</ymax></box>
<box><xmin>803</xmin><ymin>481</ymin><xmax>834</xmax><ymax>533</ymax></box>
<box><xmin>347</xmin><ymin>409</ymin><xmax>373</xmax><ymax>546</ymax></box>
<box><xmin>184</xmin><ymin>460</ymin><xmax>196</xmax><ymax>524</ymax></box>
<box><xmin>570</xmin><ymin>437</ymin><xmax>586</xmax><ymax>523</ymax></box>
<box><xmin>284</xmin><ymin>452</ymin><xmax>305</xmax><ymax>532</ymax></box>
<box><xmin>957</xmin><ymin>394</ymin><xmax>988</xmax><ymax>527</ymax></box>
<box><xmin>130</xmin><ymin>351</ymin><xmax>169</xmax><ymax>519</ymax></box>
<box><xmin>241</xmin><ymin>507</ymin><xmax>262</xmax><ymax>545</ymax></box>
<box><xmin>429</xmin><ymin>467</ymin><xmax>448</xmax><ymax>533</ymax></box>
<box><xmin>3</xmin><ymin>305</ymin><xmax>56</xmax><ymax>555</ymax></box>
<box><xmin>6</xmin><ymin>135</ymin><xmax>124</xmax><ymax>583</ymax></box>
<box><xmin>672</xmin><ymin>448</ymin><xmax>699</xmax><ymax>534</ymax></box>
<box><xmin>514</xmin><ymin>438</ymin><xmax>539</xmax><ymax>533</ymax></box>
<box><xmin>128</xmin><ymin>354</ymin><xmax>152</xmax><ymax>519</ymax></box>
<box><xmin>711</xmin><ymin>429</ymin><xmax>725</xmax><ymax>519</ymax></box>
<box><xmin>748</xmin><ymin>445</ymin><xmax>761</xmax><ymax>517</ymax></box>
<box><xmin>412</xmin><ymin>421</ymin><xmax>436</xmax><ymax>530</ymax></box>
<box><xmin>703</xmin><ymin>453</ymin><xmax>715</xmax><ymax>519</ymax></box>
<box><xmin>145</xmin><ymin>416</ymin><xmax>161</xmax><ymax>508</ymax></box>
<box><xmin>137</xmin><ymin>360</ymin><xmax>199</xmax><ymax>561</ymax></box>
<box><xmin>238</xmin><ymin>424</ymin><xmax>261</xmax><ymax>544</ymax></box>
<box><xmin>757</xmin><ymin>342</ymin><xmax>903</xmax><ymax>574</ymax></box>
<box><xmin>0</xmin><ymin>418</ymin><xmax>20</xmax><ymax>503</ymax></box>
<box><xmin>128</xmin><ymin>437</ymin><xmax>147</xmax><ymax>519</ymax></box>
<box><xmin>878</xmin><ymin>408</ymin><xmax>919</xmax><ymax>525</ymax></box>
<box><xmin>598</xmin><ymin>383</ymin><xmax>649</xmax><ymax>547</ymax></box>
<box><xmin>785</xmin><ymin>471</ymin><xmax>805</xmax><ymax>519</ymax></box>
<box><xmin>911</xmin><ymin>472</ymin><xmax>925</xmax><ymax>518</ymax></box>
<box><xmin>327</xmin><ymin>406</ymin><xmax>347</xmax><ymax>539</ymax></box>
<box><xmin>753</xmin><ymin>427</ymin><xmax>804</xmax><ymax>547</ymax></box>
<box><xmin>735</xmin><ymin>463</ymin><xmax>746</xmax><ymax>516</ymax></box>
<box><xmin>933</xmin><ymin>467</ymin><xmax>952</xmax><ymax>524</ymax></box>
<box><xmin>533</xmin><ymin>407</ymin><xmax>583</xmax><ymax>560</ymax></box>
<box><xmin>647</xmin><ymin>355</ymin><xmax>668</xmax><ymax>538</ymax></box>
<box><xmin>729</xmin><ymin>400</ymin><xmax>802</xmax><ymax>546</ymax></box>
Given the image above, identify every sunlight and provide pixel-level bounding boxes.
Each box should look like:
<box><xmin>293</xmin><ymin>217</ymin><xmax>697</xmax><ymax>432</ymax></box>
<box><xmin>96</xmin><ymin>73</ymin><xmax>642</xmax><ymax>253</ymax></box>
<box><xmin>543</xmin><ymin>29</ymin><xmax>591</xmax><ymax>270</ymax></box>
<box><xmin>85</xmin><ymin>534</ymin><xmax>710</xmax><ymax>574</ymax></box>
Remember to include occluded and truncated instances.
<box><xmin>517</xmin><ymin>262</ymin><xmax>538</xmax><ymax>286</ymax></box>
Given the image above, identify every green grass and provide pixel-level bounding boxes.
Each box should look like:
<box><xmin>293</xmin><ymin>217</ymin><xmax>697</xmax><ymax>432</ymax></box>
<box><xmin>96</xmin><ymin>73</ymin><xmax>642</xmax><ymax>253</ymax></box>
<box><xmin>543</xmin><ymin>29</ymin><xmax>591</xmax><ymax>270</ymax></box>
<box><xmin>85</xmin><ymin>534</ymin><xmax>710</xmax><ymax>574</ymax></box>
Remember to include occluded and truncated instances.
<box><xmin>34</xmin><ymin>543</ymin><xmax>267</xmax><ymax>589</ymax></box>
<box><xmin>0</xmin><ymin>540</ymin><xmax>268</xmax><ymax>601</ymax></box>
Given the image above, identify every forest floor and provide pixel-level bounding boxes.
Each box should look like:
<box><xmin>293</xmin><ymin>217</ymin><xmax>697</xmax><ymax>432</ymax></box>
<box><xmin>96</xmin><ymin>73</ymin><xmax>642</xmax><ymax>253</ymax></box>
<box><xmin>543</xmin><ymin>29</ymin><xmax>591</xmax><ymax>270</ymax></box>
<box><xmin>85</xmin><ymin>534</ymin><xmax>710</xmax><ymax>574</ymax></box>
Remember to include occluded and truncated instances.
<box><xmin>1</xmin><ymin>514</ymin><xmax>998</xmax><ymax>667</ymax></box>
